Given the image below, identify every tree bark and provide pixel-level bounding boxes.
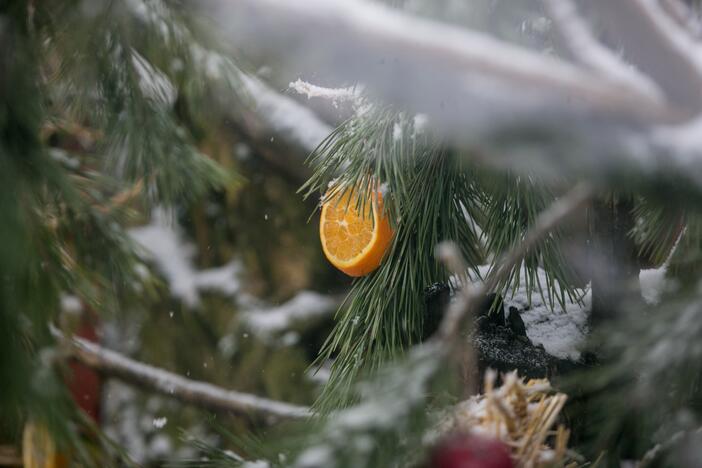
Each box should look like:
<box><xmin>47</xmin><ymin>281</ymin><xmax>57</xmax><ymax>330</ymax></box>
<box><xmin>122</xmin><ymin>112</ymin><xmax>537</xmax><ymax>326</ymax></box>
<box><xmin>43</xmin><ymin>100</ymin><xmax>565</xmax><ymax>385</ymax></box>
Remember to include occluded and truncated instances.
<box><xmin>589</xmin><ymin>195</ymin><xmax>640</xmax><ymax>330</ymax></box>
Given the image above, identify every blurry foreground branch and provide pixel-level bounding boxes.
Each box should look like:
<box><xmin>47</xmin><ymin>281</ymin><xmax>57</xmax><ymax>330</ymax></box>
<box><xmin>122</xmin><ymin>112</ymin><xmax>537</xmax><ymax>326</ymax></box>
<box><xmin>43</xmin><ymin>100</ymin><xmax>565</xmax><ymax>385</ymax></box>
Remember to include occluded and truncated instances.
<box><xmin>234</xmin><ymin>75</ymin><xmax>333</xmax><ymax>180</ymax></box>
<box><xmin>52</xmin><ymin>328</ymin><xmax>311</xmax><ymax>421</ymax></box>
<box><xmin>214</xmin><ymin>0</ymin><xmax>702</xmax><ymax>196</ymax></box>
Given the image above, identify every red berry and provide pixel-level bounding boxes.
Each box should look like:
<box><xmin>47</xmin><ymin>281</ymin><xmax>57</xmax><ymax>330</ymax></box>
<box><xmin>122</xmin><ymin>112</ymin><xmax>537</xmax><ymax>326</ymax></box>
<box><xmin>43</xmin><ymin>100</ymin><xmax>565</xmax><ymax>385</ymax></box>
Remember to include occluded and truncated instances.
<box><xmin>429</xmin><ymin>434</ymin><xmax>514</xmax><ymax>468</ymax></box>
<box><xmin>67</xmin><ymin>320</ymin><xmax>102</xmax><ymax>422</ymax></box>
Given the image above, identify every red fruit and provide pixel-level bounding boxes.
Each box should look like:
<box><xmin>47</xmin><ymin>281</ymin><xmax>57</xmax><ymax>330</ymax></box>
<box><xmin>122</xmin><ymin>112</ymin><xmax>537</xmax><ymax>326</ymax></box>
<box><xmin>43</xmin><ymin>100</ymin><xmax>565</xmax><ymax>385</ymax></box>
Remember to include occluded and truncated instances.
<box><xmin>429</xmin><ymin>434</ymin><xmax>514</xmax><ymax>468</ymax></box>
<box><xmin>67</xmin><ymin>317</ymin><xmax>102</xmax><ymax>422</ymax></box>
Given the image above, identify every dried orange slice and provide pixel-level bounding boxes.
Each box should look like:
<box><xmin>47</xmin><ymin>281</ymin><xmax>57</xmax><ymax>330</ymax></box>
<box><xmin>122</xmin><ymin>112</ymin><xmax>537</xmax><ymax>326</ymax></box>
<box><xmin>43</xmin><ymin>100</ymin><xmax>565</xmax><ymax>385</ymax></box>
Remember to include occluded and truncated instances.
<box><xmin>22</xmin><ymin>421</ymin><xmax>69</xmax><ymax>468</ymax></box>
<box><xmin>320</xmin><ymin>188</ymin><xmax>394</xmax><ymax>277</ymax></box>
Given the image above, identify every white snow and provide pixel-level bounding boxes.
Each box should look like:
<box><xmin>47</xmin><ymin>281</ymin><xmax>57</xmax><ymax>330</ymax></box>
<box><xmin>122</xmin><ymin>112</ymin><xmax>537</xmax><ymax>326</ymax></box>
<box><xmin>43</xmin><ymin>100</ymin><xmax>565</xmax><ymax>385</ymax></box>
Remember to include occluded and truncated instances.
<box><xmin>241</xmin><ymin>75</ymin><xmax>333</xmax><ymax>153</ymax></box>
<box><xmin>128</xmin><ymin>208</ymin><xmax>241</xmax><ymax>307</ymax></box>
<box><xmin>517</xmin><ymin>290</ymin><xmax>590</xmax><ymax>361</ymax></box>
<box><xmin>640</xmin><ymin>265</ymin><xmax>667</xmax><ymax>305</ymax></box>
<box><xmin>289</xmin><ymin>79</ymin><xmax>361</xmax><ymax>107</ymax></box>
<box><xmin>152</xmin><ymin>417</ymin><xmax>168</xmax><ymax>428</ymax></box>
<box><xmin>131</xmin><ymin>51</ymin><xmax>176</xmax><ymax>107</ymax></box>
<box><xmin>289</xmin><ymin>78</ymin><xmax>371</xmax><ymax>116</ymax></box>
<box><xmin>413</xmin><ymin>114</ymin><xmax>429</xmax><ymax>133</ymax></box>
<box><xmin>392</xmin><ymin>122</ymin><xmax>403</xmax><ymax>141</ymax></box>
<box><xmin>60</xmin><ymin>294</ymin><xmax>83</xmax><ymax>314</ymax></box>
<box><xmin>241</xmin><ymin>291</ymin><xmax>337</xmax><ymax>338</ymax></box>
<box><xmin>466</xmin><ymin>261</ymin><xmax>673</xmax><ymax>360</ymax></box>
<box><xmin>472</xmin><ymin>265</ymin><xmax>589</xmax><ymax>360</ymax></box>
<box><xmin>242</xmin><ymin>462</ymin><xmax>271</xmax><ymax>468</ymax></box>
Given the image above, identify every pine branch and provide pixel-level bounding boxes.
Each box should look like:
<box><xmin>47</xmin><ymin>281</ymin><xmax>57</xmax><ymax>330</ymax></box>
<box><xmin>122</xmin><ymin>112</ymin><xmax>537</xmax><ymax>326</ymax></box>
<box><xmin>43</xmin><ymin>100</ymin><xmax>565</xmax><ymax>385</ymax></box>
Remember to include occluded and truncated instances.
<box><xmin>307</xmin><ymin>119</ymin><xmax>485</xmax><ymax>410</ymax></box>
<box><xmin>52</xmin><ymin>329</ymin><xmax>310</xmax><ymax>421</ymax></box>
<box><xmin>433</xmin><ymin>182</ymin><xmax>593</xmax><ymax>393</ymax></box>
<box><xmin>205</xmin><ymin>182</ymin><xmax>594</xmax><ymax>468</ymax></box>
<box><xmin>240</xmin><ymin>75</ymin><xmax>333</xmax><ymax>153</ymax></box>
<box><xmin>233</xmin><ymin>74</ymin><xmax>334</xmax><ymax>180</ymax></box>
<box><xmin>480</xmin><ymin>174</ymin><xmax>585</xmax><ymax>311</ymax></box>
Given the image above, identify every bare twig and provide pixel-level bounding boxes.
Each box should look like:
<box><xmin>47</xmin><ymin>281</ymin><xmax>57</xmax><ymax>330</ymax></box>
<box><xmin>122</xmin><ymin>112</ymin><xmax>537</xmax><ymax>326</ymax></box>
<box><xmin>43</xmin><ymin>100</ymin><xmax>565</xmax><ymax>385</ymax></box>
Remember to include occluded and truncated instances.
<box><xmin>542</xmin><ymin>0</ymin><xmax>662</xmax><ymax>102</ymax></box>
<box><xmin>52</xmin><ymin>328</ymin><xmax>311</xmax><ymax>421</ymax></box>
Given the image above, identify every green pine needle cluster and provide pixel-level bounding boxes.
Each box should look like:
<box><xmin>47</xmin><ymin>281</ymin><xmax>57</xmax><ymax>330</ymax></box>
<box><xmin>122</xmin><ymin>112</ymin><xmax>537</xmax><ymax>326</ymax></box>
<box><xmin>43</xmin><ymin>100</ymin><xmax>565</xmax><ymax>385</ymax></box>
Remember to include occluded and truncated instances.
<box><xmin>301</xmin><ymin>110</ymin><xmax>484</xmax><ymax>411</ymax></box>
<box><xmin>302</xmin><ymin>108</ymin><xmax>585</xmax><ymax>411</ymax></box>
<box><xmin>0</xmin><ymin>0</ymin><xmax>244</xmax><ymax>457</ymax></box>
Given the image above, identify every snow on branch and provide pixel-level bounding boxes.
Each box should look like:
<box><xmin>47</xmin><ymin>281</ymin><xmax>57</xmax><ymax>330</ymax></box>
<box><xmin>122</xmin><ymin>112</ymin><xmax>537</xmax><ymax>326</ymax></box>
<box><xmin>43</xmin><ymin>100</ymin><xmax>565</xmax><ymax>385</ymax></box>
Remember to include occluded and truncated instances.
<box><xmin>241</xmin><ymin>290</ymin><xmax>339</xmax><ymax>339</ymax></box>
<box><xmin>289</xmin><ymin>79</ymin><xmax>361</xmax><ymax>105</ymax></box>
<box><xmin>241</xmin><ymin>74</ymin><xmax>333</xmax><ymax>154</ymax></box>
<box><xmin>542</xmin><ymin>0</ymin><xmax>662</xmax><ymax>102</ymax></box>
<box><xmin>53</xmin><ymin>328</ymin><xmax>311</xmax><ymax>421</ymax></box>
<box><xmin>216</xmin><ymin>0</ymin><xmax>670</xmax><ymax>127</ymax></box>
<box><xmin>660</xmin><ymin>0</ymin><xmax>702</xmax><ymax>38</ymax></box>
<box><xmin>209</xmin><ymin>0</ymin><xmax>702</xmax><ymax>198</ymax></box>
<box><xmin>584</xmin><ymin>0</ymin><xmax>702</xmax><ymax>113</ymax></box>
<box><xmin>129</xmin><ymin>208</ymin><xmax>241</xmax><ymax>308</ymax></box>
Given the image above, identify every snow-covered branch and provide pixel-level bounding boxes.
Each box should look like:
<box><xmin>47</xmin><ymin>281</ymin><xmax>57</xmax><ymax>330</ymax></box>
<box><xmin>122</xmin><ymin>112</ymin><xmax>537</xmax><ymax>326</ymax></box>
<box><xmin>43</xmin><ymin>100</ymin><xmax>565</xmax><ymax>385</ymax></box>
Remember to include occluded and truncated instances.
<box><xmin>240</xmin><ymin>290</ymin><xmax>339</xmax><ymax>340</ymax></box>
<box><xmin>208</xmin><ymin>0</ymin><xmax>702</xmax><ymax>198</ymax></box>
<box><xmin>54</xmin><ymin>329</ymin><xmax>311</xmax><ymax>421</ymax></box>
<box><xmin>241</xmin><ymin>74</ymin><xmax>333</xmax><ymax>155</ymax></box>
<box><xmin>542</xmin><ymin>0</ymin><xmax>661</xmax><ymax>101</ymax></box>
<box><xmin>584</xmin><ymin>0</ymin><xmax>702</xmax><ymax>113</ymax></box>
<box><xmin>215</xmin><ymin>0</ymin><xmax>670</xmax><ymax>126</ymax></box>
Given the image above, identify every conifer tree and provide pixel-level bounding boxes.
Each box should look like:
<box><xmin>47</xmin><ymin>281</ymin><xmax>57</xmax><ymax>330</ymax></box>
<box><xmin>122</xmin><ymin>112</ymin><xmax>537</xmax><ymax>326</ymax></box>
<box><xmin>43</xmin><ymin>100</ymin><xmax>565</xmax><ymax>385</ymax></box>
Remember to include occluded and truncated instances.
<box><xmin>7</xmin><ymin>0</ymin><xmax>702</xmax><ymax>467</ymax></box>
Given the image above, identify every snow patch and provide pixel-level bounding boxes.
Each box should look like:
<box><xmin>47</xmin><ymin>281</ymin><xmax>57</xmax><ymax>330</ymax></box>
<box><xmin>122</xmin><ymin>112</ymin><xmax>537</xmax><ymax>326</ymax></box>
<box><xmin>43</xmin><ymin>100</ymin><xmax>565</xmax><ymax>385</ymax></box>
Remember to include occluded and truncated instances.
<box><xmin>131</xmin><ymin>51</ymin><xmax>176</xmax><ymax>107</ymax></box>
<box><xmin>241</xmin><ymin>291</ymin><xmax>337</xmax><ymax>338</ymax></box>
<box><xmin>413</xmin><ymin>114</ymin><xmax>429</xmax><ymax>133</ymax></box>
<box><xmin>128</xmin><ymin>208</ymin><xmax>241</xmax><ymax>307</ymax></box>
<box><xmin>289</xmin><ymin>78</ymin><xmax>370</xmax><ymax>116</ymax></box>
<box><xmin>152</xmin><ymin>417</ymin><xmax>167</xmax><ymax>429</ymax></box>
<box><xmin>640</xmin><ymin>265</ymin><xmax>667</xmax><ymax>305</ymax></box>
<box><xmin>241</xmin><ymin>75</ymin><xmax>332</xmax><ymax>153</ymax></box>
<box><xmin>392</xmin><ymin>122</ymin><xmax>403</xmax><ymax>141</ymax></box>
<box><xmin>60</xmin><ymin>294</ymin><xmax>83</xmax><ymax>314</ymax></box>
<box><xmin>472</xmin><ymin>265</ymin><xmax>589</xmax><ymax>360</ymax></box>
<box><xmin>289</xmin><ymin>79</ymin><xmax>361</xmax><ymax>107</ymax></box>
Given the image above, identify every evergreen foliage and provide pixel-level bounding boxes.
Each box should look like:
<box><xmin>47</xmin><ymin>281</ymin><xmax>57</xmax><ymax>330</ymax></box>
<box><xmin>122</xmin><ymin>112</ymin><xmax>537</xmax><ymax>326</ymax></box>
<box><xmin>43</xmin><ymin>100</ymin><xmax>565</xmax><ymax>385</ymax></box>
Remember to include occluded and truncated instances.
<box><xmin>7</xmin><ymin>0</ymin><xmax>702</xmax><ymax>466</ymax></box>
<box><xmin>0</xmin><ymin>0</ymin><xmax>241</xmax><ymax>458</ymax></box>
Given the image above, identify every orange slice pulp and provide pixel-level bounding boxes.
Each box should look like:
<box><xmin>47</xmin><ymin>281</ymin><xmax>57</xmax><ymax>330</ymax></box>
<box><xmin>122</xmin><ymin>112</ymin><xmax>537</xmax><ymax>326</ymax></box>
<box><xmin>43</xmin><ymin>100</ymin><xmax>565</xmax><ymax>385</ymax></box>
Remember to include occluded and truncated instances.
<box><xmin>320</xmin><ymin>188</ymin><xmax>394</xmax><ymax>277</ymax></box>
